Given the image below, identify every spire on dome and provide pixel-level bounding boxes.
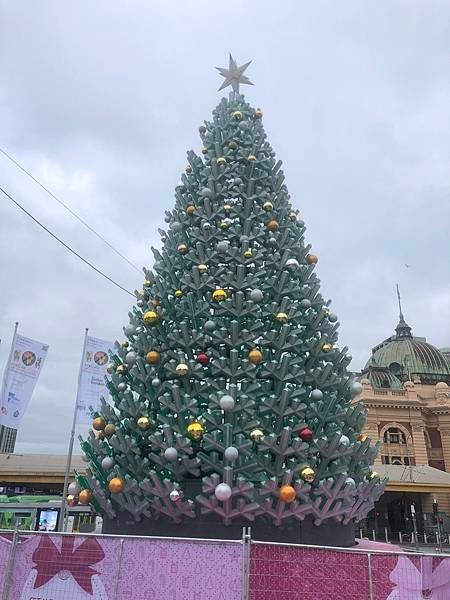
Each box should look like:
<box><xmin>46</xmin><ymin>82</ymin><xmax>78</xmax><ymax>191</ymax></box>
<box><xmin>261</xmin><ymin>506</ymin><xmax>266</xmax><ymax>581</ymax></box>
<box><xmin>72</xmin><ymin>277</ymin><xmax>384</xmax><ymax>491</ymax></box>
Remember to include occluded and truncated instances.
<box><xmin>395</xmin><ymin>284</ymin><xmax>412</xmax><ymax>338</ymax></box>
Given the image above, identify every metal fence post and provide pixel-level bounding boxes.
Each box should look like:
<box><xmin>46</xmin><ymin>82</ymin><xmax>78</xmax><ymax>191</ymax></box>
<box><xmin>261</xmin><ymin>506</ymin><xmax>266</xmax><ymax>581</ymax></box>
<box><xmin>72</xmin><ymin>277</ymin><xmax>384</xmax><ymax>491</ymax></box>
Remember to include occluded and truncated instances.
<box><xmin>2</xmin><ymin>523</ymin><xmax>20</xmax><ymax>600</ymax></box>
<box><xmin>384</xmin><ymin>527</ymin><xmax>388</xmax><ymax>543</ymax></box>
<box><xmin>367</xmin><ymin>553</ymin><xmax>374</xmax><ymax>600</ymax></box>
<box><xmin>113</xmin><ymin>537</ymin><xmax>124</xmax><ymax>600</ymax></box>
<box><xmin>241</xmin><ymin>527</ymin><xmax>251</xmax><ymax>600</ymax></box>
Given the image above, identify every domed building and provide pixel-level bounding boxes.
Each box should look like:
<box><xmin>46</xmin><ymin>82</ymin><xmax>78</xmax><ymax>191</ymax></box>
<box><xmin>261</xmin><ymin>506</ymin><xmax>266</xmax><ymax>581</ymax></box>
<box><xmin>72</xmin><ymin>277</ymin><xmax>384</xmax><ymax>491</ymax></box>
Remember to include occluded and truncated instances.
<box><xmin>354</xmin><ymin>297</ymin><xmax>450</xmax><ymax>538</ymax></box>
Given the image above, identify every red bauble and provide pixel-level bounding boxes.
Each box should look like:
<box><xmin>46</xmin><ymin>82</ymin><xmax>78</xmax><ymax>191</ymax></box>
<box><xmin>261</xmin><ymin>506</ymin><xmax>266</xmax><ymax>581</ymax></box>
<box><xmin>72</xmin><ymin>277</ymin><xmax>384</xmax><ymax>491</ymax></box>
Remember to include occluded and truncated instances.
<box><xmin>299</xmin><ymin>427</ymin><xmax>313</xmax><ymax>443</ymax></box>
<box><xmin>196</xmin><ymin>353</ymin><xmax>209</xmax><ymax>366</ymax></box>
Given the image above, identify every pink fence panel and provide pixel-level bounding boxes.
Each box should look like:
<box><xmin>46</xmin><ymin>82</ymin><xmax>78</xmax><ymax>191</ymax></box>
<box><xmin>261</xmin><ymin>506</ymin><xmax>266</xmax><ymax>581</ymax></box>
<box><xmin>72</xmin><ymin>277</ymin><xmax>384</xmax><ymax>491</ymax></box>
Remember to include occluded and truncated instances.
<box><xmin>117</xmin><ymin>538</ymin><xmax>243</xmax><ymax>599</ymax></box>
<box><xmin>0</xmin><ymin>534</ymin><xmax>14</xmax><ymax>595</ymax></box>
<box><xmin>0</xmin><ymin>532</ymin><xmax>243</xmax><ymax>600</ymax></box>
<box><xmin>249</xmin><ymin>543</ymin><xmax>371</xmax><ymax>600</ymax></box>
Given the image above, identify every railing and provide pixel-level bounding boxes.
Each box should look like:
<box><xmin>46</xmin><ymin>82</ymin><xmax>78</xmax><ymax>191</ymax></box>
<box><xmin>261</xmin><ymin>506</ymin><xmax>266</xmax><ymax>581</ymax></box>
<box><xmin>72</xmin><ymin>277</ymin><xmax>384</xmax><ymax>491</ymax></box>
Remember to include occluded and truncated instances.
<box><xmin>1</xmin><ymin>526</ymin><xmax>450</xmax><ymax>600</ymax></box>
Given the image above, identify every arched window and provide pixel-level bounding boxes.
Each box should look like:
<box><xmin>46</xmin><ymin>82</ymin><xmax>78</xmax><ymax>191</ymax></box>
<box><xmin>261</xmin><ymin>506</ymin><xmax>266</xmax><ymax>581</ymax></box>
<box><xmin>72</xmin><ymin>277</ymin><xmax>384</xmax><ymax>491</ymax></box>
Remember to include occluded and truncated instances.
<box><xmin>383</xmin><ymin>427</ymin><xmax>407</xmax><ymax>445</ymax></box>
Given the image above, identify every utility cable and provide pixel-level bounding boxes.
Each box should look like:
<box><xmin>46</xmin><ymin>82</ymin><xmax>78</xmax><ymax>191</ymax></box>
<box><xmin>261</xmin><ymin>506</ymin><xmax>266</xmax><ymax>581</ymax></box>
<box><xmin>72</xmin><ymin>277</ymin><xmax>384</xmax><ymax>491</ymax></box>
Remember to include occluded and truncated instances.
<box><xmin>1</xmin><ymin>186</ymin><xmax>134</xmax><ymax>297</ymax></box>
<box><xmin>0</xmin><ymin>147</ymin><xmax>141</xmax><ymax>273</ymax></box>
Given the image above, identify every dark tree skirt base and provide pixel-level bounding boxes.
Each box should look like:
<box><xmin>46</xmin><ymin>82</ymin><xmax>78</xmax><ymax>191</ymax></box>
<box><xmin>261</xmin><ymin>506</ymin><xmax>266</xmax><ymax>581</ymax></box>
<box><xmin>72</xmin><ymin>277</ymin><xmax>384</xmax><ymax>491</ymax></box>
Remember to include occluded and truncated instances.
<box><xmin>102</xmin><ymin>511</ymin><xmax>355</xmax><ymax>547</ymax></box>
<box><xmin>102</xmin><ymin>479</ymin><xmax>355</xmax><ymax>546</ymax></box>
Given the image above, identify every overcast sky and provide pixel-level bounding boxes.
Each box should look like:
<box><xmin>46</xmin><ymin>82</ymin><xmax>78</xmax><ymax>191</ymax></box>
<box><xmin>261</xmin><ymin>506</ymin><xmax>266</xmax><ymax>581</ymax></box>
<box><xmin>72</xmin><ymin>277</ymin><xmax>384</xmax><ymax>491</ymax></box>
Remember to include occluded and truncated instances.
<box><xmin>1</xmin><ymin>1</ymin><xmax>449</xmax><ymax>454</ymax></box>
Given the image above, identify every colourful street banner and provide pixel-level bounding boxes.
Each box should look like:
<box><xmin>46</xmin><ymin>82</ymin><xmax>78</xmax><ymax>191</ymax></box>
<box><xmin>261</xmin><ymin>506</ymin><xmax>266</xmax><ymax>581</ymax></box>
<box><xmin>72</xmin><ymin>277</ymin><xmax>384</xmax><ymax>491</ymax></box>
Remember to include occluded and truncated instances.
<box><xmin>75</xmin><ymin>335</ymin><xmax>113</xmax><ymax>424</ymax></box>
<box><xmin>0</xmin><ymin>333</ymin><xmax>49</xmax><ymax>429</ymax></box>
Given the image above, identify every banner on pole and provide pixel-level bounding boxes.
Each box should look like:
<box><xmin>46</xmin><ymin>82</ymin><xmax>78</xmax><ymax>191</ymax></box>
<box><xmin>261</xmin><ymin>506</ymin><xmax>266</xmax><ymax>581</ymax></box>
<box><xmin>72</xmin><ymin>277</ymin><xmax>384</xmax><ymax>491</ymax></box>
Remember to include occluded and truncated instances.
<box><xmin>0</xmin><ymin>334</ymin><xmax>49</xmax><ymax>429</ymax></box>
<box><xmin>76</xmin><ymin>336</ymin><xmax>114</xmax><ymax>424</ymax></box>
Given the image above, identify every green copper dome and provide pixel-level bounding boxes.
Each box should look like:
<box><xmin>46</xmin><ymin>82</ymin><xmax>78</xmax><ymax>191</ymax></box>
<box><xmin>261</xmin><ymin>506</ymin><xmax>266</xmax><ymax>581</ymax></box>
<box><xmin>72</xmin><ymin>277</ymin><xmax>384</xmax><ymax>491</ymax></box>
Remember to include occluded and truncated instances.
<box><xmin>364</xmin><ymin>313</ymin><xmax>450</xmax><ymax>385</ymax></box>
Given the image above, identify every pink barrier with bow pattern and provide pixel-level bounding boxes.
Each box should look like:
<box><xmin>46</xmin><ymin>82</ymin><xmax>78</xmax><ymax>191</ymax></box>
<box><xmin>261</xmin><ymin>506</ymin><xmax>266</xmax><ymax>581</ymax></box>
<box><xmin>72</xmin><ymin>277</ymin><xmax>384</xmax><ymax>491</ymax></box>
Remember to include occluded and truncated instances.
<box><xmin>1</xmin><ymin>532</ymin><xmax>450</xmax><ymax>599</ymax></box>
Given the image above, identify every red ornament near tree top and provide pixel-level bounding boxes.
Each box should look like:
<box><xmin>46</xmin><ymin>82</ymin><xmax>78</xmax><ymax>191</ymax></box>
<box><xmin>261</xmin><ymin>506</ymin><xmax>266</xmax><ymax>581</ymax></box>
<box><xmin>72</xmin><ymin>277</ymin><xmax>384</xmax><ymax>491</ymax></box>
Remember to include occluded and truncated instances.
<box><xmin>299</xmin><ymin>427</ymin><xmax>313</xmax><ymax>443</ymax></box>
<box><xmin>196</xmin><ymin>352</ymin><xmax>209</xmax><ymax>366</ymax></box>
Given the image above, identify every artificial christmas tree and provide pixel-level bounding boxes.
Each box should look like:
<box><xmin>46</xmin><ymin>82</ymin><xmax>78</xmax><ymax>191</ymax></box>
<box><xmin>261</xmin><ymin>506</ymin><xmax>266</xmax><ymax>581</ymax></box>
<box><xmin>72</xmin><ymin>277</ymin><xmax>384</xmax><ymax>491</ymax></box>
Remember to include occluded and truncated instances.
<box><xmin>76</xmin><ymin>56</ymin><xmax>385</xmax><ymax>545</ymax></box>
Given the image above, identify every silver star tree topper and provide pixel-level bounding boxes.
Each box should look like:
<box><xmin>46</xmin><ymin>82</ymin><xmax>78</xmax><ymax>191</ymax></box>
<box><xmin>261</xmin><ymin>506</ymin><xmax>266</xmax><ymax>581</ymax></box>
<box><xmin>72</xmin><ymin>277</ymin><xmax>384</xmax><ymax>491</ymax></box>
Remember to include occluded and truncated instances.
<box><xmin>216</xmin><ymin>54</ymin><xmax>254</xmax><ymax>93</ymax></box>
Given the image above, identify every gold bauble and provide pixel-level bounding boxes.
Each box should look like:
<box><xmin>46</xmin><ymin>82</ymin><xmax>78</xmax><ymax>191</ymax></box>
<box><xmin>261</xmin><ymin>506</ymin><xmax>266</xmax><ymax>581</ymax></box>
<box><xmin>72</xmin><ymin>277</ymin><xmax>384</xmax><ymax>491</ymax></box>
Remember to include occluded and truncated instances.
<box><xmin>175</xmin><ymin>289</ymin><xmax>184</xmax><ymax>298</ymax></box>
<box><xmin>177</xmin><ymin>243</ymin><xmax>188</xmax><ymax>254</ymax></box>
<box><xmin>217</xmin><ymin>157</ymin><xmax>226</xmax><ymax>166</ymax></box>
<box><xmin>108</xmin><ymin>477</ymin><xmax>125</xmax><ymax>494</ymax></box>
<box><xmin>249</xmin><ymin>349</ymin><xmax>263</xmax><ymax>364</ymax></box>
<box><xmin>92</xmin><ymin>417</ymin><xmax>106</xmax><ymax>431</ymax></box>
<box><xmin>201</xmin><ymin>146</ymin><xmax>208</xmax><ymax>154</ymax></box>
<box><xmin>323</xmin><ymin>307</ymin><xmax>330</xmax><ymax>316</ymax></box>
<box><xmin>254</xmin><ymin>108</ymin><xmax>263</xmax><ymax>119</ymax></box>
<box><xmin>116</xmin><ymin>364</ymin><xmax>127</xmax><ymax>375</ymax></box>
<box><xmin>121</xmin><ymin>340</ymin><xmax>129</xmax><ymax>348</ymax></box>
<box><xmin>307</xmin><ymin>254</ymin><xmax>318</xmax><ymax>265</ymax></box>
<box><xmin>263</xmin><ymin>201</ymin><xmax>273</xmax><ymax>211</ymax></box>
<box><xmin>143</xmin><ymin>310</ymin><xmax>159</xmax><ymax>325</ymax></box>
<box><xmin>198</xmin><ymin>263</ymin><xmax>208</xmax><ymax>274</ymax></box>
<box><xmin>275</xmin><ymin>312</ymin><xmax>289</xmax><ymax>323</ymax></box>
<box><xmin>279</xmin><ymin>485</ymin><xmax>296</xmax><ymax>503</ymax></box>
<box><xmin>186</xmin><ymin>205</ymin><xmax>196</xmax><ymax>215</ymax></box>
<box><xmin>243</xmin><ymin>249</ymin><xmax>253</xmax><ymax>258</ymax></box>
<box><xmin>250</xmin><ymin>428</ymin><xmax>264</xmax><ymax>443</ymax></box>
<box><xmin>367</xmin><ymin>471</ymin><xmax>379</xmax><ymax>480</ymax></box>
<box><xmin>151</xmin><ymin>298</ymin><xmax>160</xmax><ymax>307</ymax></box>
<box><xmin>185</xmin><ymin>164</ymin><xmax>192</xmax><ymax>173</ymax></box>
<box><xmin>288</xmin><ymin>212</ymin><xmax>297</xmax><ymax>221</ymax></box>
<box><xmin>144</xmin><ymin>279</ymin><xmax>152</xmax><ymax>287</ymax></box>
<box><xmin>79</xmin><ymin>489</ymin><xmax>93</xmax><ymax>505</ymax></box>
<box><xmin>104</xmin><ymin>424</ymin><xmax>116</xmax><ymax>437</ymax></box>
<box><xmin>146</xmin><ymin>350</ymin><xmax>160</xmax><ymax>364</ymax></box>
<box><xmin>248</xmin><ymin>154</ymin><xmax>257</xmax><ymax>161</ymax></box>
<box><xmin>358</xmin><ymin>434</ymin><xmax>368</xmax><ymax>443</ymax></box>
<box><xmin>300</xmin><ymin>467</ymin><xmax>316</xmax><ymax>483</ymax></box>
<box><xmin>137</xmin><ymin>416</ymin><xmax>151</xmax><ymax>430</ymax></box>
<box><xmin>223</xmin><ymin>204</ymin><xmax>232</xmax><ymax>212</ymax></box>
<box><xmin>219</xmin><ymin>220</ymin><xmax>229</xmax><ymax>230</ymax></box>
<box><xmin>176</xmin><ymin>363</ymin><xmax>189</xmax><ymax>376</ymax></box>
<box><xmin>187</xmin><ymin>421</ymin><xmax>205</xmax><ymax>441</ymax></box>
<box><xmin>322</xmin><ymin>343</ymin><xmax>332</xmax><ymax>353</ymax></box>
<box><xmin>96</xmin><ymin>430</ymin><xmax>105</xmax><ymax>440</ymax></box>
<box><xmin>228</xmin><ymin>140</ymin><xmax>238</xmax><ymax>150</ymax></box>
<box><xmin>232</xmin><ymin>110</ymin><xmax>243</xmax><ymax>120</ymax></box>
<box><xmin>267</xmin><ymin>220</ymin><xmax>279</xmax><ymax>232</ymax></box>
<box><xmin>106</xmin><ymin>363</ymin><xmax>115</xmax><ymax>374</ymax></box>
<box><xmin>212</xmin><ymin>289</ymin><xmax>227</xmax><ymax>302</ymax></box>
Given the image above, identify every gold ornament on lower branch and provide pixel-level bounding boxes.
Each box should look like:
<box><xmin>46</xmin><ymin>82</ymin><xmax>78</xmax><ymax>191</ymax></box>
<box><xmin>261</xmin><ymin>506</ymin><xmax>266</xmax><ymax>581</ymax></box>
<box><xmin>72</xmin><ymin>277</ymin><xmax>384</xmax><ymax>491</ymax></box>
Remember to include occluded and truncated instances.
<box><xmin>79</xmin><ymin>489</ymin><xmax>93</xmax><ymax>505</ymax></box>
<box><xmin>108</xmin><ymin>477</ymin><xmax>125</xmax><ymax>494</ymax></box>
<box><xmin>186</xmin><ymin>421</ymin><xmax>205</xmax><ymax>441</ymax></box>
<box><xmin>300</xmin><ymin>467</ymin><xmax>316</xmax><ymax>483</ymax></box>
<box><xmin>250</xmin><ymin>428</ymin><xmax>264</xmax><ymax>443</ymax></box>
<box><xmin>137</xmin><ymin>416</ymin><xmax>151</xmax><ymax>430</ymax></box>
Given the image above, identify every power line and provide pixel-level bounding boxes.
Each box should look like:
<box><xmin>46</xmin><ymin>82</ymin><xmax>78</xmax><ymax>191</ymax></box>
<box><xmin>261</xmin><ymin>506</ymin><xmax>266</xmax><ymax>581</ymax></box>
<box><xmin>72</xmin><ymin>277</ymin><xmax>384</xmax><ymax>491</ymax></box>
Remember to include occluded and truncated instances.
<box><xmin>0</xmin><ymin>147</ymin><xmax>141</xmax><ymax>274</ymax></box>
<box><xmin>1</xmin><ymin>186</ymin><xmax>135</xmax><ymax>297</ymax></box>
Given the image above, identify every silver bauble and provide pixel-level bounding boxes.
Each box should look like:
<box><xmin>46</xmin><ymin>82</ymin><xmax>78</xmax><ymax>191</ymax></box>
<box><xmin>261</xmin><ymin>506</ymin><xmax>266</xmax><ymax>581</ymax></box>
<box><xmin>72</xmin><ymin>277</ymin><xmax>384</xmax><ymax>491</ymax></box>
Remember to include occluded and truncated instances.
<box><xmin>234</xmin><ymin>177</ymin><xmax>243</xmax><ymax>185</ymax></box>
<box><xmin>68</xmin><ymin>481</ymin><xmax>81</xmax><ymax>496</ymax></box>
<box><xmin>202</xmin><ymin>221</ymin><xmax>212</xmax><ymax>230</ymax></box>
<box><xmin>101</xmin><ymin>456</ymin><xmax>114</xmax><ymax>470</ymax></box>
<box><xmin>81</xmin><ymin>454</ymin><xmax>90</xmax><ymax>463</ymax></box>
<box><xmin>239</xmin><ymin>235</ymin><xmax>249</xmax><ymax>243</ymax></box>
<box><xmin>298</xmin><ymin>219</ymin><xmax>305</xmax><ymax>227</ymax></box>
<box><xmin>214</xmin><ymin>483</ymin><xmax>232</xmax><ymax>501</ymax></box>
<box><xmin>217</xmin><ymin>241</ymin><xmax>229</xmax><ymax>253</ymax></box>
<box><xmin>169</xmin><ymin>489</ymin><xmax>182</xmax><ymax>502</ymax></box>
<box><xmin>124</xmin><ymin>325</ymin><xmax>136</xmax><ymax>336</ymax></box>
<box><xmin>200</xmin><ymin>187</ymin><xmax>213</xmax><ymax>199</ymax></box>
<box><xmin>125</xmin><ymin>351</ymin><xmax>137</xmax><ymax>365</ymax></box>
<box><xmin>117</xmin><ymin>382</ymin><xmax>127</xmax><ymax>392</ymax></box>
<box><xmin>151</xmin><ymin>377</ymin><xmax>161</xmax><ymax>387</ymax></box>
<box><xmin>239</xmin><ymin>121</ymin><xmax>249</xmax><ymax>130</ymax></box>
<box><xmin>351</xmin><ymin>381</ymin><xmax>363</xmax><ymax>396</ymax></box>
<box><xmin>137</xmin><ymin>300</ymin><xmax>144</xmax><ymax>307</ymax></box>
<box><xmin>219</xmin><ymin>395</ymin><xmax>235</xmax><ymax>411</ymax></box>
<box><xmin>268</xmin><ymin>237</ymin><xmax>277</xmax><ymax>246</ymax></box>
<box><xmin>250</xmin><ymin>289</ymin><xmax>263</xmax><ymax>303</ymax></box>
<box><xmin>310</xmin><ymin>389</ymin><xmax>323</xmax><ymax>401</ymax></box>
<box><xmin>204</xmin><ymin>320</ymin><xmax>216</xmax><ymax>332</ymax></box>
<box><xmin>300</xmin><ymin>299</ymin><xmax>311</xmax><ymax>309</ymax></box>
<box><xmin>164</xmin><ymin>447</ymin><xmax>178</xmax><ymax>462</ymax></box>
<box><xmin>339</xmin><ymin>435</ymin><xmax>350</xmax><ymax>447</ymax></box>
<box><xmin>345</xmin><ymin>477</ymin><xmax>356</xmax><ymax>488</ymax></box>
<box><xmin>224</xmin><ymin>446</ymin><xmax>239</xmax><ymax>462</ymax></box>
<box><xmin>135</xmin><ymin>326</ymin><xmax>143</xmax><ymax>334</ymax></box>
<box><xmin>328</xmin><ymin>313</ymin><xmax>338</xmax><ymax>323</ymax></box>
<box><xmin>170</xmin><ymin>221</ymin><xmax>182</xmax><ymax>232</ymax></box>
<box><xmin>286</xmin><ymin>258</ymin><xmax>300</xmax><ymax>270</ymax></box>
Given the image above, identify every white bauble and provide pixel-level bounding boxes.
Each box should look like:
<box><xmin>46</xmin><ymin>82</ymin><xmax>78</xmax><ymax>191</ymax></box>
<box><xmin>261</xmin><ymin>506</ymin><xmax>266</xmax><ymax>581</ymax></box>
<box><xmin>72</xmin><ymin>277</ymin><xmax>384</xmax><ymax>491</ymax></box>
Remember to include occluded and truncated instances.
<box><xmin>224</xmin><ymin>446</ymin><xmax>239</xmax><ymax>462</ymax></box>
<box><xmin>214</xmin><ymin>483</ymin><xmax>232</xmax><ymax>501</ymax></box>
<box><xmin>101</xmin><ymin>456</ymin><xmax>114</xmax><ymax>470</ymax></box>
<box><xmin>219</xmin><ymin>395</ymin><xmax>235</xmax><ymax>411</ymax></box>
<box><xmin>68</xmin><ymin>481</ymin><xmax>81</xmax><ymax>496</ymax></box>
<box><xmin>164</xmin><ymin>447</ymin><xmax>178</xmax><ymax>462</ymax></box>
